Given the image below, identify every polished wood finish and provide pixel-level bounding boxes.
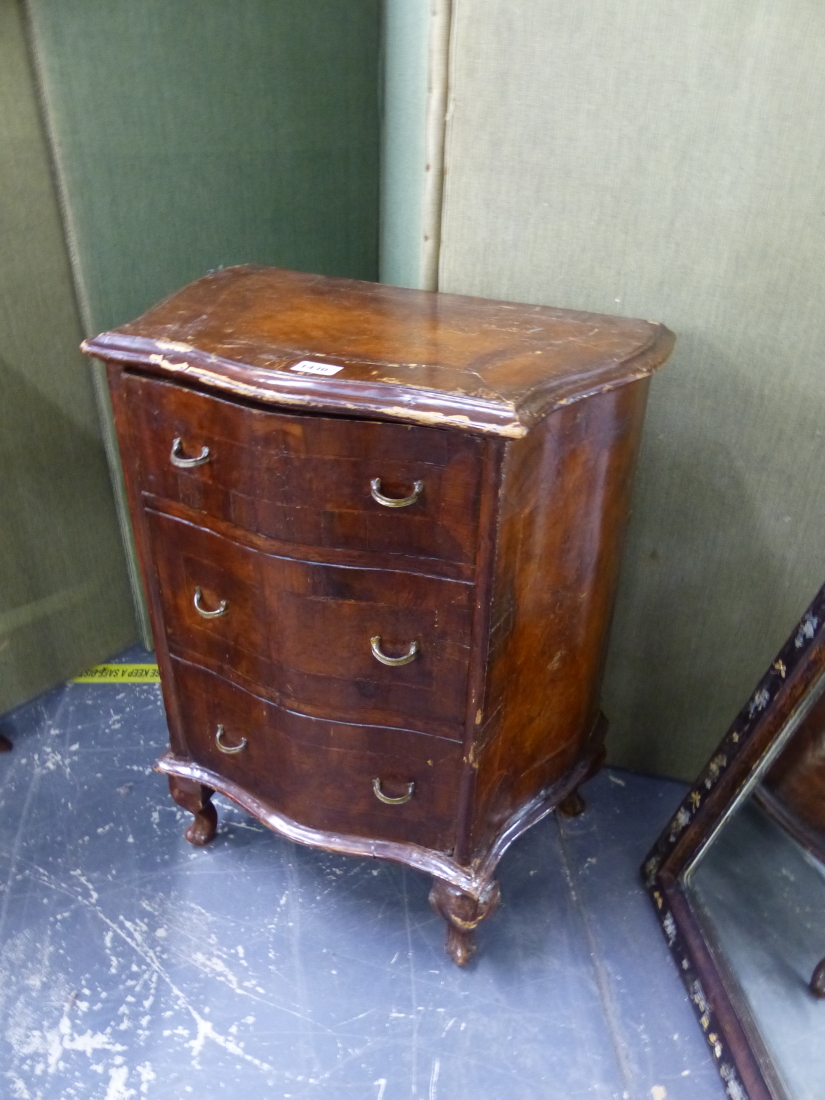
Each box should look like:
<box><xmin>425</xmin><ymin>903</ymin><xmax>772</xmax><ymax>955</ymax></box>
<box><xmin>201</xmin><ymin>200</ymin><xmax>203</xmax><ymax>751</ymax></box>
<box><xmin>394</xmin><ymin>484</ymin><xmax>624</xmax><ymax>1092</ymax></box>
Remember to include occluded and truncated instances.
<box><xmin>167</xmin><ymin>775</ymin><xmax>217</xmax><ymax>847</ymax></box>
<box><xmin>87</xmin><ymin>265</ymin><xmax>672</xmax><ymax>438</ymax></box>
<box><xmin>125</xmin><ymin>373</ymin><xmax>484</xmax><ymax>573</ymax></box>
<box><xmin>465</xmin><ymin>382</ymin><xmax>650</xmax><ymax>860</ymax></box>
<box><xmin>429</xmin><ymin>878</ymin><xmax>501</xmax><ymax>968</ymax></box>
<box><xmin>145</xmin><ymin>508</ymin><xmax>473</xmax><ymax>738</ymax></box>
<box><xmin>171</xmin><ymin>657</ymin><xmax>463</xmax><ymax>850</ymax></box>
<box><xmin>84</xmin><ymin>266</ymin><xmax>673</xmax><ymax>964</ymax></box>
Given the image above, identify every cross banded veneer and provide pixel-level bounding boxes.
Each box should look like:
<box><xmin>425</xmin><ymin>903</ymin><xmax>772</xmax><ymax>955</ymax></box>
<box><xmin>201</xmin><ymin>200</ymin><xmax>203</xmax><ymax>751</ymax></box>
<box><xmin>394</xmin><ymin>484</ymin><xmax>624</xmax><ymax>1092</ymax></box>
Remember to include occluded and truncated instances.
<box><xmin>83</xmin><ymin>266</ymin><xmax>673</xmax><ymax>965</ymax></box>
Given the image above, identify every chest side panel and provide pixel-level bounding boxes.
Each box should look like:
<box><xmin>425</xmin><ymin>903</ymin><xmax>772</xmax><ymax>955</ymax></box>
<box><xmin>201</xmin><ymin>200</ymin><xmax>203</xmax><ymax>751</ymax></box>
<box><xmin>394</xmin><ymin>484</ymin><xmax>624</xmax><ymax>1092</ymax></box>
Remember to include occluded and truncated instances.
<box><xmin>468</xmin><ymin>379</ymin><xmax>651</xmax><ymax>855</ymax></box>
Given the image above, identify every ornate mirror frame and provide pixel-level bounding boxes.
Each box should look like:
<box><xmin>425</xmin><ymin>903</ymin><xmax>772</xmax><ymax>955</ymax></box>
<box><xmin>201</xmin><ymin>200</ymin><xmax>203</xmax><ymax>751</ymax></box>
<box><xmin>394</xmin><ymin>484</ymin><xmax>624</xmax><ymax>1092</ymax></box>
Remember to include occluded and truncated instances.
<box><xmin>643</xmin><ymin>583</ymin><xmax>825</xmax><ymax>1100</ymax></box>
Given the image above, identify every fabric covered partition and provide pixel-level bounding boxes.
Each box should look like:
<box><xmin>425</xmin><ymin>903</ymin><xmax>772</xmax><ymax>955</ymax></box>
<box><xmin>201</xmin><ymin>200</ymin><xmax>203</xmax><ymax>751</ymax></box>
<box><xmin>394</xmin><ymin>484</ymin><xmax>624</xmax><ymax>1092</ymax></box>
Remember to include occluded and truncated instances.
<box><xmin>438</xmin><ymin>0</ymin><xmax>825</xmax><ymax>779</ymax></box>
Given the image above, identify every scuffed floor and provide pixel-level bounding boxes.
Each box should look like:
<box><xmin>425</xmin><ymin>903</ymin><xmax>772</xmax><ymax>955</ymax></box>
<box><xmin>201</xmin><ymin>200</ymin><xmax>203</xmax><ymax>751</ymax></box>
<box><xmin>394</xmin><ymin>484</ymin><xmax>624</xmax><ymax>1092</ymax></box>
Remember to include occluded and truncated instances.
<box><xmin>0</xmin><ymin>650</ymin><xmax>725</xmax><ymax>1100</ymax></box>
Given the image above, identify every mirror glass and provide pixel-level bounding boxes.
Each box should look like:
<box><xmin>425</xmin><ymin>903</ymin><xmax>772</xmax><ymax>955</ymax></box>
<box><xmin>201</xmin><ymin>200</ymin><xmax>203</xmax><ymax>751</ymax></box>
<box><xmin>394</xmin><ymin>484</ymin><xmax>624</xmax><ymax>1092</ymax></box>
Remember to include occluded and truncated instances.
<box><xmin>684</xmin><ymin>674</ymin><xmax>825</xmax><ymax>1100</ymax></box>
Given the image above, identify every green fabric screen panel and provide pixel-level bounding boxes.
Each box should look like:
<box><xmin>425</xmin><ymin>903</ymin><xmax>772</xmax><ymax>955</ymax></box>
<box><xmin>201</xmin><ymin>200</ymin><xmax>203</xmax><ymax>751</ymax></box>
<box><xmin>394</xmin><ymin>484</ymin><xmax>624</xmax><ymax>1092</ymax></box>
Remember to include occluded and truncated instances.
<box><xmin>439</xmin><ymin>0</ymin><xmax>825</xmax><ymax>780</ymax></box>
<box><xmin>0</xmin><ymin>0</ymin><xmax>135</xmax><ymax>715</ymax></box>
<box><xmin>27</xmin><ymin>0</ymin><xmax>381</xmax><ymax>334</ymax></box>
<box><xmin>379</xmin><ymin>0</ymin><xmax>451</xmax><ymax>291</ymax></box>
<box><xmin>25</xmin><ymin>0</ymin><xmax>381</xmax><ymax>644</ymax></box>
<box><xmin>379</xmin><ymin>0</ymin><xmax>431</xmax><ymax>288</ymax></box>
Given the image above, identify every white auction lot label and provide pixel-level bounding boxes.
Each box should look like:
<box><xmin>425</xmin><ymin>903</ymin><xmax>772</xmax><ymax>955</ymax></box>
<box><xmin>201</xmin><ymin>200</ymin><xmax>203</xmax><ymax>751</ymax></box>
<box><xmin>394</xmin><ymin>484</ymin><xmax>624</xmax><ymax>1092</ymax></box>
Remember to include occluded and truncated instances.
<box><xmin>289</xmin><ymin>360</ymin><xmax>343</xmax><ymax>376</ymax></box>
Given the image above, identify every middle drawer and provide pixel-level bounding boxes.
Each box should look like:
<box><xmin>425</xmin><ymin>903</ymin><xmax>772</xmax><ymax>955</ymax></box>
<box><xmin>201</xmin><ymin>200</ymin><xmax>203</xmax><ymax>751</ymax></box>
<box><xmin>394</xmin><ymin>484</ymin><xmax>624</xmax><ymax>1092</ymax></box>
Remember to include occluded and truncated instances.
<box><xmin>146</xmin><ymin>508</ymin><xmax>473</xmax><ymax>739</ymax></box>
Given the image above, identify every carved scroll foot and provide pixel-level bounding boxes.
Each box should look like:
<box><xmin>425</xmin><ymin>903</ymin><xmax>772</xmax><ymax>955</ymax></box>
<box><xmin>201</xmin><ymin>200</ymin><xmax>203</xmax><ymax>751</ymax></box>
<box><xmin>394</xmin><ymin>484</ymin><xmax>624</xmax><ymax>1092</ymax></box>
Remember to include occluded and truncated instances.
<box><xmin>444</xmin><ymin>923</ymin><xmax>475</xmax><ymax>968</ymax></box>
<box><xmin>810</xmin><ymin>957</ymin><xmax>825</xmax><ymax>998</ymax></box>
<box><xmin>429</xmin><ymin>879</ymin><xmax>501</xmax><ymax>967</ymax></box>
<box><xmin>168</xmin><ymin>775</ymin><xmax>218</xmax><ymax>846</ymax></box>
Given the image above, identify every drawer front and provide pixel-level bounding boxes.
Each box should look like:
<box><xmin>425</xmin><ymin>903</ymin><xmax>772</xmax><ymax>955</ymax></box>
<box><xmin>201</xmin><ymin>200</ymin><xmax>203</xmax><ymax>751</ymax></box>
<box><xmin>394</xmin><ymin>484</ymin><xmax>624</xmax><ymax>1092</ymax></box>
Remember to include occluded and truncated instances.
<box><xmin>147</xmin><ymin>509</ymin><xmax>473</xmax><ymax>738</ymax></box>
<box><xmin>126</xmin><ymin>373</ymin><xmax>483</xmax><ymax>568</ymax></box>
<box><xmin>171</xmin><ymin>659</ymin><xmax>462</xmax><ymax>850</ymax></box>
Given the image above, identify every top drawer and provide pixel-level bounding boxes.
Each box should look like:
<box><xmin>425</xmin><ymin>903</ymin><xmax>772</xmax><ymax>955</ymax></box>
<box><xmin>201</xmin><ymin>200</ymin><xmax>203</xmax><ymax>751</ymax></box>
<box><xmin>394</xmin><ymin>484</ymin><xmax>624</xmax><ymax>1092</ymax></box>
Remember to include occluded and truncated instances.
<box><xmin>123</xmin><ymin>374</ymin><xmax>484</xmax><ymax>569</ymax></box>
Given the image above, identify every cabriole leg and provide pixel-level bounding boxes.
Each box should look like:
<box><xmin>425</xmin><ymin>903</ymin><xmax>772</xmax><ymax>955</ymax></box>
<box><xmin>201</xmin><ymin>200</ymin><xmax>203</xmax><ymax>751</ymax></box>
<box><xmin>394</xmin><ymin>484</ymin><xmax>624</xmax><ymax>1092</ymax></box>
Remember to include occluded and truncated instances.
<box><xmin>168</xmin><ymin>775</ymin><xmax>218</xmax><ymax>846</ymax></box>
<box><xmin>557</xmin><ymin>788</ymin><xmax>587</xmax><ymax>817</ymax></box>
<box><xmin>557</xmin><ymin>743</ymin><xmax>608</xmax><ymax>818</ymax></box>
<box><xmin>429</xmin><ymin>879</ymin><xmax>501</xmax><ymax>967</ymax></box>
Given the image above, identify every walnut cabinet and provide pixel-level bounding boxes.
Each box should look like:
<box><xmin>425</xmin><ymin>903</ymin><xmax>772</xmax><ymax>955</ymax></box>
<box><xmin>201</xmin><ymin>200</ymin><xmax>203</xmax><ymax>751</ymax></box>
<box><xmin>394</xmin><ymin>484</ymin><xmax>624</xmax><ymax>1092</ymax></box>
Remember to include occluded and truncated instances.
<box><xmin>83</xmin><ymin>267</ymin><xmax>673</xmax><ymax>964</ymax></box>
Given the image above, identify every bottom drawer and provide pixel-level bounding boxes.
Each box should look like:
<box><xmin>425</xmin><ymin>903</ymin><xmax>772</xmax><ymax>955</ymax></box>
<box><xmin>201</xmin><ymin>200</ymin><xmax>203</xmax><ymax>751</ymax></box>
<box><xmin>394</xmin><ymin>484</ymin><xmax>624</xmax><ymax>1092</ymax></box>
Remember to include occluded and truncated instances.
<box><xmin>170</xmin><ymin>658</ymin><xmax>463</xmax><ymax>852</ymax></box>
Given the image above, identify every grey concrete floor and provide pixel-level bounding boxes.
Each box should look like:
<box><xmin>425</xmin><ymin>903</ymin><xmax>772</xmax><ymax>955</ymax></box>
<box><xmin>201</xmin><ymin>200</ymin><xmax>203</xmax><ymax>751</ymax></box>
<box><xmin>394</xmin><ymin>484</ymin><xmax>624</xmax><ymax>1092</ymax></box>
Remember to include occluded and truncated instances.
<box><xmin>0</xmin><ymin>649</ymin><xmax>725</xmax><ymax>1100</ymax></box>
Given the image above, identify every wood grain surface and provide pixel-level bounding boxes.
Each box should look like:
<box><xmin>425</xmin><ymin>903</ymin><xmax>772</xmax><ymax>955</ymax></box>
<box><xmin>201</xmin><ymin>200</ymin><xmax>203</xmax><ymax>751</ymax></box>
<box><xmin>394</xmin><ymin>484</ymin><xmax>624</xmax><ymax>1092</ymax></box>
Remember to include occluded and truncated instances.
<box><xmin>84</xmin><ymin>265</ymin><xmax>673</xmax><ymax>437</ymax></box>
<box><xmin>466</xmin><ymin>379</ymin><xmax>651</xmax><ymax>857</ymax></box>
<box><xmin>145</xmin><ymin>507</ymin><xmax>473</xmax><ymax>738</ymax></box>
<box><xmin>171</xmin><ymin>657</ymin><xmax>463</xmax><ymax>851</ymax></box>
<box><xmin>92</xmin><ymin>266</ymin><xmax>674</xmax><ymax>964</ymax></box>
<box><xmin>125</xmin><ymin>372</ymin><xmax>483</xmax><ymax>571</ymax></box>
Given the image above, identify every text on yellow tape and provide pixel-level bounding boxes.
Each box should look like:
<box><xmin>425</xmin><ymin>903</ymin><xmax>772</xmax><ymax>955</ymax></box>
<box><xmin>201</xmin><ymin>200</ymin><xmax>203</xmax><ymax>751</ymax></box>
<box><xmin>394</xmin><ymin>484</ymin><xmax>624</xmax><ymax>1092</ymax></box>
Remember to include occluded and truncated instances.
<box><xmin>72</xmin><ymin>664</ymin><xmax>160</xmax><ymax>683</ymax></box>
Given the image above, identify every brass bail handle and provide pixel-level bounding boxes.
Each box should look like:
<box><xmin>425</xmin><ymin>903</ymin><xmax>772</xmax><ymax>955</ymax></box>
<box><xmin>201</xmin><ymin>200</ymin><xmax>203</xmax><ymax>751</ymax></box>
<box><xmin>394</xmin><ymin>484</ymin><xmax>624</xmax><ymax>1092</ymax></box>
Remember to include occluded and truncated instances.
<box><xmin>370</xmin><ymin>636</ymin><xmax>419</xmax><ymax>666</ymax></box>
<box><xmin>170</xmin><ymin>436</ymin><xmax>211</xmax><ymax>468</ymax></box>
<box><xmin>215</xmin><ymin>724</ymin><xmax>247</xmax><ymax>754</ymax></box>
<box><xmin>370</xmin><ymin>478</ymin><xmax>424</xmax><ymax>508</ymax></box>
<box><xmin>372</xmin><ymin>778</ymin><xmax>415</xmax><ymax>805</ymax></box>
<box><xmin>194</xmin><ymin>587</ymin><xmax>228</xmax><ymax>619</ymax></box>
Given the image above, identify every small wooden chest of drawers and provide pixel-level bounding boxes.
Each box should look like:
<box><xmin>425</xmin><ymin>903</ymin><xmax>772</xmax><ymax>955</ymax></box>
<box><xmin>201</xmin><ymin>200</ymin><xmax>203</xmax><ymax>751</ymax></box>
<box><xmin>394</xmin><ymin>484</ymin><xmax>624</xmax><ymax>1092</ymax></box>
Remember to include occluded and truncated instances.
<box><xmin>83</xmin><ymin>267</ymin><xmax>673</xmax><ymax>964</ymax></box>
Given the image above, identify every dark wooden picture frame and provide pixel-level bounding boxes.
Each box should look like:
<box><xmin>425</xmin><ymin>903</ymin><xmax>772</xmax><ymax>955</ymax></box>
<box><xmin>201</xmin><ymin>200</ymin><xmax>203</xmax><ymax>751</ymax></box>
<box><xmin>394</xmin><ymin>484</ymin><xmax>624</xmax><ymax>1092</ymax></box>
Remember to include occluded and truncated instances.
<box><xmin>643</xmin><ymin>582</ymin><xmax>825</xmax><ymax>1100</ymax></box>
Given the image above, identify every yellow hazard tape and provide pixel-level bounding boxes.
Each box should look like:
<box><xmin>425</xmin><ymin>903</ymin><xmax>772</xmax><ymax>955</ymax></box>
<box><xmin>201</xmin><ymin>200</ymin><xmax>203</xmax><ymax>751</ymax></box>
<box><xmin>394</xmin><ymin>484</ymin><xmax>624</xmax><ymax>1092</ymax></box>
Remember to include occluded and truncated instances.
<box><xmin>72</xmin><ymin>663</ymin><xmax>161</xmax><ymax>683</ymax></box>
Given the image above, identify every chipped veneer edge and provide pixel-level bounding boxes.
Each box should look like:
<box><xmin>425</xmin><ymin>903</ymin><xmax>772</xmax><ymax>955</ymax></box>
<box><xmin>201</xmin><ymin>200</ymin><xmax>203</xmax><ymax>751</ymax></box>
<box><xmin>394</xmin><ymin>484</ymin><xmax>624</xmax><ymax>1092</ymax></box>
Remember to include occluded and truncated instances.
<box><xmin>82</xmin><ymin>319</ymin><xmax>672</xmax><ymax>439</ymax></box>
<box><xmin>82</xmin><ymin>342</ymin><xmax>528</xmax><ymax>438</ymax></box>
